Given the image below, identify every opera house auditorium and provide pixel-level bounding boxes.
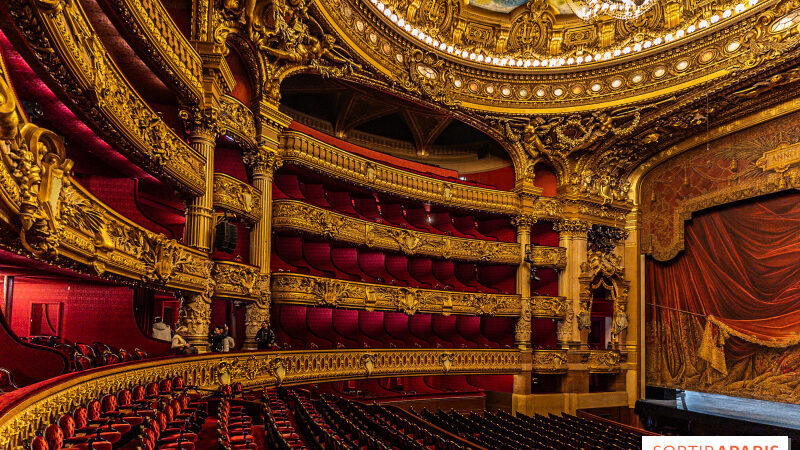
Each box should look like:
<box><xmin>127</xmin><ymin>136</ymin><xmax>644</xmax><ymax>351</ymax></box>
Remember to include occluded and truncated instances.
<box><xmin>1</xmin><ymin>0</ymin><xmax>800</xmax><ymax>447</ymax></box>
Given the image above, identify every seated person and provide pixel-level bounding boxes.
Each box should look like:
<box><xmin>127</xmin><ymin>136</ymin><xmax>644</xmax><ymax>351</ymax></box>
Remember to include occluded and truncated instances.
<box><xmin>151</xmin><ymin>316</ymin><xmax>172</xmax><ymax>341</ymax></box>
<box><xmin>172</xmin><ymin>327</ymin><xmax>198</xmax><ymax>355</ymax></box>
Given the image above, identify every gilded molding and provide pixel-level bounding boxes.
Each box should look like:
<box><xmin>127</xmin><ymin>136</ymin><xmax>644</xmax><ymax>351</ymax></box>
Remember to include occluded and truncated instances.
<box><xmin>272</xmin><ymin>199</ymin><xmax>521</xmax><ymax>263</ymax></box>
<box><xmin>0</xmin><ymin>348</ymin><xmax>521</xmax><ymax>449</ymax></box>
<box><xmin>587</xmin><ymin>349</ymin><xmax>622</xmax><ymax>373</ymax></box>
<box><xmin>213</xmin><ymin>173</ymin><xmax>263</xmax><ymax>222</ymax></box>
<box><xmin>213</xmin><ymin>261</ymin><xmax>269</xmax><ymax>300</ymax></box>
<box><xmin>526</xmin><ymin>246</ymin><xmax>567</xmax><ymax>269</ymax></box>
<box><xmin>4</xmin><ymin>0</ymin><xmax>206</xmax><ymax>194</ymax></box>
<box><xmin>529</xmin><ymin>295</ymin><xmax>569</xmax><ymax>318</ymax></box>
<box><xmin>220</xmin><ymin>95</ymin><xmax>257</xmax><ymax>148</ymax></box>
<box><xmin>280</xmin><ymin>131</ymin><xmax>520</xmax><ymax>214</ymax></box>
<box><xmin>0</xmin><ymin>60</ymin><xmax>211</xmax><ymax>295</ymax></box>
<box><xmin>553</xmin><ymin>218</ymin><xmax>591</xmax><ymax>237</ymax></box>
<box><xmin>313</xmin><ymin>0</ymin><xmax>798</xmax><ymax>112</ymax></box>
<box><xmin>98</xmin><ymin>0</ymin><xmax>204</xmax><ymax>103</ymax></box>
<box><xmin>271</xmin><ymin>273</ymin><xmax>521</xmax><ymax>316</ymax></box>
<box><xmin>532</xmin><ymin>349</ymin><xmax>569</xmax><ymax>374</ymax></box>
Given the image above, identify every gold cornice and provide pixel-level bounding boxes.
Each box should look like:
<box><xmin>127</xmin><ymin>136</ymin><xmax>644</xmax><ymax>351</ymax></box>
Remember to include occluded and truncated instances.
<box><xmin>213</xmin><ymin>173</ymin><xmax>262</xmax><ymax>222</ymax></box>
<box><xmin>4</xmin><ymin>0</ymin><xmax>206</xmax><ymax>195</ymax></box>
<box><xmin>312</xmin><ymin>0</ymin><xmax>794</xmax><ymax>111</ymax></box>
<box><xmin>99</xmin><ymin>0</ymin><xmax>204</xmax><ymax>103</ymax></box>
<box><xmin>0</xmin><ymin>348</ymin><xmax>521</xmax><ymax>449</ymax></box>
<box><xmin>271</xmin><ymin>272</ymin><xmax>522</xmax><ymax>316</ymax></box>
<box><xmin>272</xmin><ymin>199</ymin><xmax>521</xmax><ymax>263</ymax></box>
<box><xmin>279</xmin><ymin>130</ymin><xmax>520</xmax><ymax>214</ymax></box>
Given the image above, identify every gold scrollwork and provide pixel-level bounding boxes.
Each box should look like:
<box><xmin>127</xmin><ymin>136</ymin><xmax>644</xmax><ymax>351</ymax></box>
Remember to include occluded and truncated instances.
<box><xmin>213</xmin><ymin>173</ymin><xmax>263</xmax><ymax>222</ymax></box>
<box><xmin>587</xmin><ymin>350</ymin><xmax>621</xmax><ymax>373</ymax></box>
<box><xmin>272</xmin><ymin>200</ymin><xmax>521</xmax><ymax>263</ymax></box>
<box><xmin>532</xmin><ymin>349</ymin><xmax>568</xmax><ymax>374</ymax></box>
<box><xmin>8</xmin><ymin>0</ymin><xmax>206</xmax><ymax>193</ymax></box>
<box><xmin>280</xmin><ymin>131</ymin><xmax>520</xmax><ymax>214</ymax></box>
<box><xmin>271</xmin><ymin>273</ymin><xmax>521</xmax><ymax>316</ymax></box>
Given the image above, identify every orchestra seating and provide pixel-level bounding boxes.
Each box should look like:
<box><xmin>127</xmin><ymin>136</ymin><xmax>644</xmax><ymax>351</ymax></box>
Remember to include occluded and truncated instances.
<box><xmin>420</xmin><ymin>408</ymin><xmax>644</xmax><ymax>450</ymax></box>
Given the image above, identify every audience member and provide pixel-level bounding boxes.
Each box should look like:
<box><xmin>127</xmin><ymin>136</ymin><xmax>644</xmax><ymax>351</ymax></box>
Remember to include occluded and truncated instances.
<box><xmin>255</xmin><ymin>321</ymin><xmax>277</xmax><ymax>350</ymax></box>
<box><xmin>151</xmin><ymin>316</ymin><xmax>171</xmax><ymax>341</ymax></box>
<box><xmin>171</xmin><ymin>327</ymin><xmax>197</xmax><ymax>355</ymax></box>
<box><xmin>210</xmin><ymin>324</ymin><xmax>235</xmax><ymax>352</ymax></box>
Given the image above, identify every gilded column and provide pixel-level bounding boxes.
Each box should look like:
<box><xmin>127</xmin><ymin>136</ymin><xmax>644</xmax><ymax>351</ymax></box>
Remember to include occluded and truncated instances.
<box><xmin>177</xmin><ymin>268</ymin><xmax>215</xmax><ymax>352</ymax></box>
<box><xmin>181</xmin><ymin>108</ymin><xmax>222</xmax><ymax>252</ymax></box>
<box><xmin>242</xmin><ymin>102</ymin><xmax>291</xmax><ymax>350</ymax></box>
<box><xmin>554</xmin><ymin>219</ymin><xmax>591</xmax><ymax>348</ymax></box>
<box><xmin>513</xmin><ymin>214</ymin><xmax>535</xmax><ymax>349</ymax></box>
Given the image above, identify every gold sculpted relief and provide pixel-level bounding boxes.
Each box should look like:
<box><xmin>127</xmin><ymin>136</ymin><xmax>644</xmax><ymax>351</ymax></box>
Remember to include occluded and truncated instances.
<box><xmin>532</xmin><ymin>349</ymin><xmax>568</xmax><ymax>374</ymax></box>
<box><xmin>7</xmin><ymin>0</ymin><xmax>206</xmax><ymax>193</ymax></box>
<box><xmin>279</xmin><ymin>131</ymin><xmax>520</xmax><ymax>214</ymax></box>
<box><xmin>271</xmin><ymin>273</ymin><xmax>521</xmax><ymax>316</ymax></box>
<box><xmin>273</xmin><ymin>199</ymin><xmax>521</xmax><ymax>263</ymax></box>
<box><xmin>213</xmin><ymin>173</ymin><xmax>263</xmax><ymax>222</ymax></box>
<box><xmin>588</xmin><ymin>350</ymin><xmax>621</xmax><ymax>373</ymax></box>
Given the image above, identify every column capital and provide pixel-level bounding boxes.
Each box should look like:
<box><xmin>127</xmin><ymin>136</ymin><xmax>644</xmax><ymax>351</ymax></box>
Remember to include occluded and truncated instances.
<box><xmin>179</xmin><ymin>106</ymin><xmax>224</xmax><ymax>142</ymax></box>
<box><xmin>512</xmin><ymin>213</ymin><xmax>537</xmax><ymax>229</ymax></box>
<box><xmin>554</xmin><ymin>218</ymin><xmax>591</xmax><ymax>237</ymax></box>
<box><xmin>244</xmin><ymin>146</ymin><xmax>282</xmax><ymax>175</ymax></box>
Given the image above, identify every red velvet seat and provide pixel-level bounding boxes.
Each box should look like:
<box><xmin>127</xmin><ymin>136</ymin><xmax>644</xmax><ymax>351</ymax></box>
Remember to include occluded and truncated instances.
<box><xmin>43</xmin><ymin>424</ymin><xmax>82</xmax><ymax>450</ymax></box>
<box><xmin>57</xmin><ymin>415</ymin><xmax>113</xmax><ymax>450</ymax></box>
<box><xmin>100</xmin><ymin>394</ymin><xmax>145</xmax><ymax>427</ymax></box>
<box><xmin>87</xmin><ymin>400</ymin><xmax>132</xmax><ymax>435</ymax></box>
<box><xmin>72</xmin><ymin>407</ymin><xmax>122</xmax><ymax>445</ymax></box>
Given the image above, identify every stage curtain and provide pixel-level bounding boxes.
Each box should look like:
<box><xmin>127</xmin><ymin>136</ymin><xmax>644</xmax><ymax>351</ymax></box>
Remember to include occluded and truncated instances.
<box><xmin>648</xmin><ymin>192</ymin><xmax>800</xmax><ymax>374</ymax></box>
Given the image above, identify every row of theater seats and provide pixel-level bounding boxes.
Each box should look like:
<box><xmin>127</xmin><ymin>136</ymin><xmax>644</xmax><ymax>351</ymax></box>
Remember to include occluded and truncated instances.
<box><xmin>273</xmin><ymin>235</ymin><xmax>516</xmax><ymax>293</ymax></box>
<box><xmin>271</xmin><ymin>305</ymin><xmax>515</xmax><ymax>350</ymax></box>
<box><xmin>30</xmin><ymin>376</ymin><xmax>208</xmax><ymax>450</ymax></box>
<box><xmin>422</xmin><ymin>408</ymin><xmax>644</xmax><ymax>450</ymax></box>
<box><xmin>263</xmin><ymin>388</ymin><xmax>305</xmax><ymax>449</ymax></box>
<box><xmin>23</xmin><ymin>336</ymin><xmax>150</xmax><ymax>372</ymax></box>
<box><xmin>274</xmin><ymin>170</ymin><xmax>515</xmax><ymax>242</ymax></box>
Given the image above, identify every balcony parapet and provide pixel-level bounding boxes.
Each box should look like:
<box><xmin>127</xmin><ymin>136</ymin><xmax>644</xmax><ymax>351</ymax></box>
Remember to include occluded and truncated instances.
<box><xmin>5</xmin><ymin>0</ymin><xmax>205</xmax><ymax>194</ymax></box>
<box><xmin>531</xmin><ymin>349</ymin><xmax>569</xmax><ymax>374</ymax></box>
<box><xmin>280</xmin><ymin>131</ymin><xmax>520</xmax><ymax>214</ymax></box>
<box><xmin>271</xmin><ymin>273</ymin><xmax>521</xmax><ymax>316</ymax></box>
<box><xmin>213</xmin><ymin>173</ymin><xmax>262</xmax><ymax>222</ymax></box>
<box><xmin>273</xmin><ymin>199</ymin><xmax>521</xmax><ymax>264</ymax></box>
<box><xmin>98</xmin><ymin>0</ymin><xmax>204</xmax><ymax>103</ymax></box>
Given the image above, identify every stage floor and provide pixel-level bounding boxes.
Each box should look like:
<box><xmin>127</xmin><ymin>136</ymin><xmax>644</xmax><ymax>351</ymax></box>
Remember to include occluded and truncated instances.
<box><xmin>642</xmin><ymin>391</ymin><xmax>800</xmax><ymax>431</ymax></box>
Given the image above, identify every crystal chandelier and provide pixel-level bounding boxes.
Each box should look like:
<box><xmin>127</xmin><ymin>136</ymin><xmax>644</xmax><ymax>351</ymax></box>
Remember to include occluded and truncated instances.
<box><xmin>568</xmin><ymin>0</ymin><xmax>659</xmax><ymax>20</ymax></box>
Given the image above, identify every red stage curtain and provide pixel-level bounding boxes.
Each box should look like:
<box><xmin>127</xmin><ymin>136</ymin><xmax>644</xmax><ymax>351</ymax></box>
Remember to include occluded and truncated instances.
<box><xmin>648</xmin><ymin>191</ymin><xmax>800</xmax><ymax>374</ymax></box>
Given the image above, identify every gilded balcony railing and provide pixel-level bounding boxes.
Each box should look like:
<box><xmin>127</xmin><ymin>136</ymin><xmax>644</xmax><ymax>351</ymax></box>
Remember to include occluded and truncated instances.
<box><xmin>0</xmin><ymin>348</ymin><xmax>522</xmax><ymax>449</ymax></box>
<box><xmin>271</xmin><ymin>273</ymin><xmax>521</xmax><ymax>316</ymax></box>
<box><xmin>6</xmin><ymin>0</ymin><xmax>205</xmax><ymax>194</ymax></box>
<box><xmin>280</xmin><ymin>131</ymin><xmax>520</xmax><ymax>214</ymax></box>
<box><xmin>529</xmin><ymin>296</ymin><xmax>569</xmax><ymax>319</ymax></box>
<box><xmin>98</xmin><ymin>0</ymin><xmax>204</xmax><ymax>102</ymax></box>
<box><xmin>273</xmin><ymin>199</ymin><xmax>521</xmax><ymax>264</ymax></box>
<box><xmin>213</xmin><ymin>173</ymin><xmax>262</xmax><ymax>222</ymax></box>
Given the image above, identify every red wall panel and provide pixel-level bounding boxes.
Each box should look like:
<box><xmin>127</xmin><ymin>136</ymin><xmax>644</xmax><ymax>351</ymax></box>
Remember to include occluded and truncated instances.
<box><xmin>9</xmin><ymin>278</ymin><xmax>169</xmax><ymax>355</ymax></box>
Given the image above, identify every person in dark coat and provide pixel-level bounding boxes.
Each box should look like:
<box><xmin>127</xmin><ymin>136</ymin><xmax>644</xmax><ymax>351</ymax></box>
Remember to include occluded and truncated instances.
<box><xmin>255</xmin><ymin>321</ymin><xmax>276</xmax><ymax>350</ymax></box>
